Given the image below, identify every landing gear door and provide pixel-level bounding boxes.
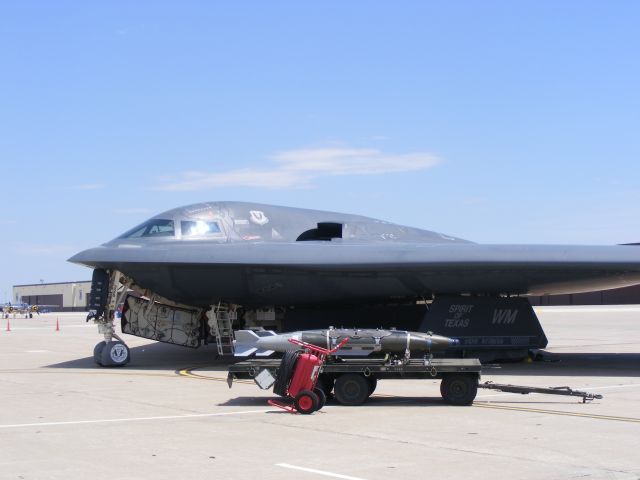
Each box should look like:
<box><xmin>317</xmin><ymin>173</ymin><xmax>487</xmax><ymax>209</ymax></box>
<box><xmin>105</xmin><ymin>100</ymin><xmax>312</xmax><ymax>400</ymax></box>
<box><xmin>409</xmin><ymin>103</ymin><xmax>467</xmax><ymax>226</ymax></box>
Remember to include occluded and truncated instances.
<box><xmin>121</xmin><ymin>294</ymin><xmax>202</xmax><ymax>348</ymax></box>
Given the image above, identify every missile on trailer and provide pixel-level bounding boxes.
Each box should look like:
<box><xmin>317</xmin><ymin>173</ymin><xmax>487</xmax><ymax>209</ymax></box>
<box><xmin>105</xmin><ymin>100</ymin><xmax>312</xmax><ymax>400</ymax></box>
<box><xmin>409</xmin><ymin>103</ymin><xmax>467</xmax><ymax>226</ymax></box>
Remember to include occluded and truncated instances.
<box><xmin>234</xmin><ymin>328</ymin><xmax>459</xmax><ymax>357</ymax></box>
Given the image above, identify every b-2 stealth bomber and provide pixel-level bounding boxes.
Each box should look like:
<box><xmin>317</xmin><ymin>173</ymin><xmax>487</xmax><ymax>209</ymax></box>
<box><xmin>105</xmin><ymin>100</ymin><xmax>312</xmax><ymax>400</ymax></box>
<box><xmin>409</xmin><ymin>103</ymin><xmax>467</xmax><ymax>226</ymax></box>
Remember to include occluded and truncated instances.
<box><xmin>68</xmin><ymin>201</ymin><xmax>640</xmax><ymax>366</ymax></box>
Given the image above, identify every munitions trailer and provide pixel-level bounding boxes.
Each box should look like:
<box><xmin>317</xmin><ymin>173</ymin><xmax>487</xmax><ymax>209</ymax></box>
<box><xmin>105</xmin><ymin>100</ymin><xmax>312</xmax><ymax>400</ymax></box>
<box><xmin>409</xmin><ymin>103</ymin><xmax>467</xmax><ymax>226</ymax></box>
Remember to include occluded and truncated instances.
<box><xmin>228</xmin><ymin>357</ymin><xmax>482</xmax><ymax>406</ymax></box>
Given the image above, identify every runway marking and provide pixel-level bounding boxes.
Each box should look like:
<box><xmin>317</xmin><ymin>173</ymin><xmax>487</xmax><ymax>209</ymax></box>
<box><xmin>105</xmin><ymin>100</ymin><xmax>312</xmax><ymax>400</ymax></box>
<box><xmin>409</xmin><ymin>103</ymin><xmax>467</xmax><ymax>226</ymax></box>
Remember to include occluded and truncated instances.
<box><xmin>473</xmin><ymin>403</ymin><xmax>640</xmax><ymax>423</ymax></box>
<box><xmin>276</xmin><ymin>463</ymin><xmax>368</xmax><ymax>480</ymax></box>
<box><xmin>0</xmin><ymin>409</ymin><xmax>275</xmax><ymax>429</ymax></box>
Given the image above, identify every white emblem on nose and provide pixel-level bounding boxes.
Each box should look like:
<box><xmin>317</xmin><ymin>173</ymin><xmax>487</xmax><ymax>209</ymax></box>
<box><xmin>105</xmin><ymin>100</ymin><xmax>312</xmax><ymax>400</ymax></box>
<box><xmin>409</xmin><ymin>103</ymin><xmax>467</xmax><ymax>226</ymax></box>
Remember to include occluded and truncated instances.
<box><xmin>249</xmin><ymin>210</ymin><xmax>269</xmax><ymax>225</ymax></box>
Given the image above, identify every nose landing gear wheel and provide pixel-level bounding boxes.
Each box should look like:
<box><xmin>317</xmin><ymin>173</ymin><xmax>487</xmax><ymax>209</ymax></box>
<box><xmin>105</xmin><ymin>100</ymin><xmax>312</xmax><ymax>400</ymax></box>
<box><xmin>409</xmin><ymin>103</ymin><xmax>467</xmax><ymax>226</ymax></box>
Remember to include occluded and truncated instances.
<box><xmin>93</xmin><ymin>341</ymin><xmax>106</xmax><ymax>365</ymax></box>
<box><xmin>99</xmin><ymin>341</ymin><xmax>130</xmax><ymax>367</ymax></box>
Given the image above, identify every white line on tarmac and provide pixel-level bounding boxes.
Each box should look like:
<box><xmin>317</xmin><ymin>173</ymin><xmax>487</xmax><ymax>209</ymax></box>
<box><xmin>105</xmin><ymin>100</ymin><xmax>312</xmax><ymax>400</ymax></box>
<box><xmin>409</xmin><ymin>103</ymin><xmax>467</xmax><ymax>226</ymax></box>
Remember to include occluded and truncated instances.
<box><xmin>276</xmin><ymin>463</ymin><xmax>368</xmax><ymax>480</ymax></box>
<box><xmin>0</xmin><ymin>409</ymin><xmax>275</xmax><ymax>429</ymax></box>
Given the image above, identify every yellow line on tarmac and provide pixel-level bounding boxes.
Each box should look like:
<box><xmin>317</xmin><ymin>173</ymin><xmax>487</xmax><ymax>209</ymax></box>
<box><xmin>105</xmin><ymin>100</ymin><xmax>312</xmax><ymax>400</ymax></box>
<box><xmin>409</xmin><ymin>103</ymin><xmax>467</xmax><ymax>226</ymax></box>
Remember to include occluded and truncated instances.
<box><xmin>473</xmin><ymin>402</ymin><xmax>640</xmax><ymax>423</ymax></box>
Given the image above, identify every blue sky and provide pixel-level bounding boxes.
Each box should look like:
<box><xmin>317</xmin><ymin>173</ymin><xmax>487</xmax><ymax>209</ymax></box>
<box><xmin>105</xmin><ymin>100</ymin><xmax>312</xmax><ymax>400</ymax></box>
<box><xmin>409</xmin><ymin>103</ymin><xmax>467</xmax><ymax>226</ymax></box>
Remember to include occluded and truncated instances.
<box><xmin>1</xmin><ymin>1</ymin><xmax>639</xmax><ymax>301</ymax></box>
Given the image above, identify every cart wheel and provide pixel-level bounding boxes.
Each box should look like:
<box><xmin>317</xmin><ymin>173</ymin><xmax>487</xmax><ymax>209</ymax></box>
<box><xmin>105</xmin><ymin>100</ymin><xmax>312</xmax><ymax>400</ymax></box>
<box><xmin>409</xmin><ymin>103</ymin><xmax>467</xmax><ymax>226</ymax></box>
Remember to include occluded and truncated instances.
<box><xmin>440</xmin><ymin>373</ymin><xmax>478</xmax><ymax>406</ymax></box>
<box><xmin>313</xmin><ymin>387</ymin><xmax>327</xmax><ymax>410</ymax></box>
<box><xmin>367</xmin><ymin>376</ymin><xmax>378</xmax><ymax>395</ymax></box>
<box><xmin>334</xmin><ymin>374</ymin><xmax>370</xmax><ymax>406</ymax></box>
<box><xmin>294</xmin><ymin>390</ymin><xmax>319</xmax><ymax>414</ymax></box>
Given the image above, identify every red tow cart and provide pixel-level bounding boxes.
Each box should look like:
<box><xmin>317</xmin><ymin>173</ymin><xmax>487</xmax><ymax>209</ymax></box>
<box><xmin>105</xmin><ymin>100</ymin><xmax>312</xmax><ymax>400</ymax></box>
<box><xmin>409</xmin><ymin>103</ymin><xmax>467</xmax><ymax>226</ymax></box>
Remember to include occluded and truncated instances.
<box><xmin>269</xmin><ymin>337</ymin><xmax>348</xmax><ymax>414</ymax></box>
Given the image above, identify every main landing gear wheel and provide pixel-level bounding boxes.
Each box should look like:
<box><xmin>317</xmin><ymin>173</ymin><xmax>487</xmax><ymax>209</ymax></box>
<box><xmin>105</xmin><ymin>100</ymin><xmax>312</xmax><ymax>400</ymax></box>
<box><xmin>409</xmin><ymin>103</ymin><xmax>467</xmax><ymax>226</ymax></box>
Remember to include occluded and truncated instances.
<box><xmin>440</xmin><ymin>373</ymin><xmax>478</xmax><ymax>406</ymax></box>
<box><xmin>97</xmin><ymin>341</ymin><xmax>130</xmax><ymax>367</ymax></box>
<box><xmin>294</xmin><ymin>389</ymin><xmax>319</xmax><ymax>414</ymax></box>
<box><xmin>334</xmin><ymin>373</ymin><xmax>370</xmax><ymax>406</ymax></box>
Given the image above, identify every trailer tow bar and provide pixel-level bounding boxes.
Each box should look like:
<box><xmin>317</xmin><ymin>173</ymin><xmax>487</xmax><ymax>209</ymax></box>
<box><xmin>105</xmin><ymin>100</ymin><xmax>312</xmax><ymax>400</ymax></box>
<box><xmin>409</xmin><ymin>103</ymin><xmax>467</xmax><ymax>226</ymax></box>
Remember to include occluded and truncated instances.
<box><xmin>479</xmin><ymin>381</ymin><xmax>603</xmax><ymax>403</ymax></box>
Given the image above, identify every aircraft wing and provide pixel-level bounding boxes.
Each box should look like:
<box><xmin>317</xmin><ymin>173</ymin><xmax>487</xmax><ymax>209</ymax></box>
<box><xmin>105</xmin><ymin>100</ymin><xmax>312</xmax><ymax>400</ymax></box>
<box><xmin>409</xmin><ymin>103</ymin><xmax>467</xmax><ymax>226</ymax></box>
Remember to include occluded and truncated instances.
<box><xmin>69</xmin><ymin>242</ymin><xmax>640</xmax><ymax>306</ymax></box>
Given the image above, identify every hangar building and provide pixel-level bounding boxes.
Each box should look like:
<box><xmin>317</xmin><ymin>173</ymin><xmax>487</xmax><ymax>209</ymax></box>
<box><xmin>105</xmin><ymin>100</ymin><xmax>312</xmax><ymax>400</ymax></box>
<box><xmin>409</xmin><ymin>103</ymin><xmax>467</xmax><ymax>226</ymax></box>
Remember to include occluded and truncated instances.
<box><xmin>12</xmin><ymin>281</ymin><xmax>92</xmax><ymax>312</ymax></box>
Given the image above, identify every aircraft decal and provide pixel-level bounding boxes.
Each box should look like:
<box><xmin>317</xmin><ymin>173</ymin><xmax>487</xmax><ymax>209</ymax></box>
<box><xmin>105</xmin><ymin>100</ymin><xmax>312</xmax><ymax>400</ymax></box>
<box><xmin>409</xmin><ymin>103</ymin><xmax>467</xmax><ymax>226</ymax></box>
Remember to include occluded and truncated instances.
<box><xmin>492</xmin><ymin>309</ymin><xmax>518</xmax><ymax>325</ymax></box>
<box><xmin>249</xmin><ymin>210</ymin><xmax>269</xmax><ymax>225</ymax></box>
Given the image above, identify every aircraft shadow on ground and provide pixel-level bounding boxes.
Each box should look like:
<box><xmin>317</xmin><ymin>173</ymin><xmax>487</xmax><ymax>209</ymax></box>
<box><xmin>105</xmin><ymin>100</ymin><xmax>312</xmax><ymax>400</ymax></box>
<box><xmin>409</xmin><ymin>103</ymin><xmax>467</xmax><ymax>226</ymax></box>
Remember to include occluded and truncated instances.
<box><xmin>45</xmin><ymin>341</ymin><xmax>228</xmax><ymax>370</ymax></box>
<box><xmin>45</xmin><ymin>343</ymin><xmax>640</xmax><ymax>378</ymax></box>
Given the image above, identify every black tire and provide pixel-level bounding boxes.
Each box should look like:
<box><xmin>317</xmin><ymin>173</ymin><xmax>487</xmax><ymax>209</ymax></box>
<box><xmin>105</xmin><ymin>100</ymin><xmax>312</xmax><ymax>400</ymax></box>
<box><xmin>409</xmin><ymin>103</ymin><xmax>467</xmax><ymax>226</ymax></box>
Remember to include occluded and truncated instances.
<box><xmin>93</xmin><ymin>341</ymin><xmax>106</xmax><ymax>365</ymax></box>
<box><xmin>100</xmin><ymin>341</ymin><xmax>130</xmax><ymax>367</ymax></box>
<box><xmin>313</xmin><ymin>387</ymin><xmax>327</xmax><ymax>410</ymax></box>
<box><xmin>367</xmin><ymin>376</ymin><xmax>378</xmax><ymax>395</ymax></box>
<box><xmin>273</xmin><ymin>351</ymin><xmax>299</xmax><ymax>397</ymax></box>
<box><xmin>334</xmin><ymin>374</ymin><xmax>370</xmax><ymax>406</ymax></box>
<box><xmin>316</xmin><ymin>374</ymin><xmax>334</xmax><ymax>397</ymax></box>
<box><xmin>294</xmin><ymin>390</ymin><xmax>319</xmax><ymax>414</ymax></box>
<box><xmin>440</xmin><ymin>373</ymin><xmax>478</xmax><ymax>406</ymax></box>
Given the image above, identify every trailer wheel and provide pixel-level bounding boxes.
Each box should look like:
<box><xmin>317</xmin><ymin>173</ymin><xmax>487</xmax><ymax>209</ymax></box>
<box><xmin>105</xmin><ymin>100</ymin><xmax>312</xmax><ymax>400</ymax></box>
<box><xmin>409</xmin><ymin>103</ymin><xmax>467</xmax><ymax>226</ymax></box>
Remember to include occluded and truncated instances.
<box><xmin>313</xmin><ymin>387</ymin><xmax>327</xmax><ymax>410</ymax></box>
<box><xmin>440</xmin><ymin>373</ymin><xmax>478</xmax><ymax>406</ymax></box>
<box><xmin>334</xmin><ymin>374</ymin><xmax>370</xmax><ymax>406</ymax></box>
<box><xmin>317</xmin><ymin>374</ymin><xmax>334</xmax><ymax>397</ymax></box>
<box><xmin>273</xmin><ymin>351</ymin><xmax>299</xmax><ymax>397</ymax></box>
<box><xmin>367</xmin><ymin>376</ymin><xmax>378</xmax><ymax>395</ymax></box>
<box><xmin>294</xmin><ymin>390</ymin><xmax>319</xmax><ymax>414</ymax></box>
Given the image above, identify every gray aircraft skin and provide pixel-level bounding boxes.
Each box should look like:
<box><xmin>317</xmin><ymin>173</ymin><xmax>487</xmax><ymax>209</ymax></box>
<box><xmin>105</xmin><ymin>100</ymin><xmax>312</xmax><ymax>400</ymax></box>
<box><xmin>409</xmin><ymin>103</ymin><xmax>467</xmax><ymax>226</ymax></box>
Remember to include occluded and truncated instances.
<box><xmin>69</xmin><ymin>201</ymin><xmax>640</xmax><ymax>308</ymax></box>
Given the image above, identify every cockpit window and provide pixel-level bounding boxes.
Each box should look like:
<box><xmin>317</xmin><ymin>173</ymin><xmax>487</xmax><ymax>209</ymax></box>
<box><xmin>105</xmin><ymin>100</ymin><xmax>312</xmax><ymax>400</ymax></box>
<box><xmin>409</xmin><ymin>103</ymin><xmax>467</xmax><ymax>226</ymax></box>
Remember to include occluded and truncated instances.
<box><xmin>119</xmin><ymin>219</ymin><xmax>175</xmax><ymax>238</ymax></box>
<box><xmin>181</xmin><ymin>220</ymin><xmax>222</xmax><ymax>237</ymax></box>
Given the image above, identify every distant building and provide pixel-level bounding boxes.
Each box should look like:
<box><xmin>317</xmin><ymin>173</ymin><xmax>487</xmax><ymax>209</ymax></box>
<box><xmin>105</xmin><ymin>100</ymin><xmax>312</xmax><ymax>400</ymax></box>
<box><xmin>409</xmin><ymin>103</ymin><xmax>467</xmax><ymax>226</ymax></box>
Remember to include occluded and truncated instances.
<box><xmin>12</xmin><ymin>281</ymin><xmax>92</xmax><ymax>312</ymax></box>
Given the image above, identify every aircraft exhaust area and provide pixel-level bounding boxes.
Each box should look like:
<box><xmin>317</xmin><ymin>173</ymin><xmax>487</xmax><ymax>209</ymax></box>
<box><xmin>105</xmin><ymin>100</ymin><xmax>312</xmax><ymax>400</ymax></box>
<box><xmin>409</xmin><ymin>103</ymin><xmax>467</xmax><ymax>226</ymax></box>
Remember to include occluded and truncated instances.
<box><xmin>1</xmin><ymin>309</ymin><xmax>639</xmax><ymax>480</ymax></box>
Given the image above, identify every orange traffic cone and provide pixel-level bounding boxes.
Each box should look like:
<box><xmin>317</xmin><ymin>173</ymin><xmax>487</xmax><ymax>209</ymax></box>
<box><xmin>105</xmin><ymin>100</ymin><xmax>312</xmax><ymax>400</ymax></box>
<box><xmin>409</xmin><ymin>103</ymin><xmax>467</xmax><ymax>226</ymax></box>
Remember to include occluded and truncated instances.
<box><xmin>55</xmin><ymin>318</ymin><xmax>60</xmax><ymax>332</ymax></box>
<box><xmin>5</xmin><ymin>319</ymin><xmax>10</xmax><ymax>332</ymax></box>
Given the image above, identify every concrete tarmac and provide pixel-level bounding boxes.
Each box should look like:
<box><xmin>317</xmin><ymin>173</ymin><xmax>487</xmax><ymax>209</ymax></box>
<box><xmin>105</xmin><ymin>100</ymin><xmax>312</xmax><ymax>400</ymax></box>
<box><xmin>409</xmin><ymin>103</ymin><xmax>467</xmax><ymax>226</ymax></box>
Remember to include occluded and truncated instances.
<box><xmin>0</xmin><ymin>307</ymin><xmax>639</xmax><ymax>480</ymax></box>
